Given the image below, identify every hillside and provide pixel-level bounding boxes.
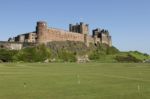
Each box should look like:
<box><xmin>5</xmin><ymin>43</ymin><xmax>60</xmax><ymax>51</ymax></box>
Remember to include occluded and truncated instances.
<box><xmin>0</xmin><ymin>41</ymin><xmax>149</xmax><ymax>63</ymax></box>
<box><xmin>46</xmin><ymin>41</ymin><xmax>150</xmax><ymax>63</ymax></box>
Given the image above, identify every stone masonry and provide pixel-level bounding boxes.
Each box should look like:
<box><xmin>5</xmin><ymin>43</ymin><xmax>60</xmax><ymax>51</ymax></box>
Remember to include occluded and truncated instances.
<box><xmin>9</xmin><ymin>21</ymin><xmax>112</xmax><ymax>47</ymax></box>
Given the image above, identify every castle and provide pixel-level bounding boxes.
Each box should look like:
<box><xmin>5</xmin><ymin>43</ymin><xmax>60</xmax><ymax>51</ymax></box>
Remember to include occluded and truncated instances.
<box><xmin>8</xmin><ymin>21</ymin><xmax>112</xmax><ymax>47</ymax></box>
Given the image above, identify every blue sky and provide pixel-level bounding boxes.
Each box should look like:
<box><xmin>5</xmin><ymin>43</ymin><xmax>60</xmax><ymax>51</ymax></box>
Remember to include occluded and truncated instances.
<box><xmin>0</xmin><ymin>0</ymin><xmax>150</xmax><ymax>54</ymax></box>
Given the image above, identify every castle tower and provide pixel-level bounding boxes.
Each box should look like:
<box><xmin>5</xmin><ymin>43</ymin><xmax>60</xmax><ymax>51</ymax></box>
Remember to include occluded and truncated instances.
<box><xmin>92</xmin><ymin>28</ymin><xmax>101</xmax><ymax>44</ymax></box>
<box><xmin>69</xmin><ymin>22</ymin><xmax>89</xmax><ymax>34</ymax></box>
<box><xmin>79</xmin><ymin>22</ymin><xmax>89</xmax><ymax>34</ymax></box>
<box><xmin>93</xmin><ymin>28</ymin><xmax>112</xmax><ymax>47</ymax></box>
<box><xmin>36</xmin><ymin>21</ymin><xmax>48</xmax><ymax>43</ymax></box>
<box><xmin>69</xmin><ymin>22</ymin><xmax>89</xmax><ymax>46</ymax></box>
<box><xmin>100</xmin><ymin>30</ymin><xmax>112</xmax><ymax>46</ymax></box>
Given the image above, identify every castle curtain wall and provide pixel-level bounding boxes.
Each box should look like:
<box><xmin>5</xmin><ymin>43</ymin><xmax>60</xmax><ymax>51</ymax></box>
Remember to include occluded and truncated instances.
<box><xmin>43</xmin><ymin>28</ymin><xmax>85</xmax><ymax>42</ymax></box>
<box><xmin>12</xmin><ymin>21</ymin><xmax>112</xmax><ymax>47</ymax></box>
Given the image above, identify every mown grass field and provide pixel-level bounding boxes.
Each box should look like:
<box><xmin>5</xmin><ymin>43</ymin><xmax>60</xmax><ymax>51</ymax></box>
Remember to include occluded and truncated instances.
<box><xmin>0</xmin><ymin>63</ymin><xmax>150</xmax><ymax>99</ymax></box>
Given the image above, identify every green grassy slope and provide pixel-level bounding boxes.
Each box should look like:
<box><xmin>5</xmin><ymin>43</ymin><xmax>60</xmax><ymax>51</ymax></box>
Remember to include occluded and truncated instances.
<box><xmin>114</xmin><ymin>51</ymin><xmax>150</xmax><ymax>63</ymax></box>
<box><xmin>0</xmin><ymin>63</ymin><xmax>150</xmax><ymax>99</ymax></box>
<box><xmin>129</xmin><ymin>51</ymin><xmax>150</xmax><ymax>60</ymax></box>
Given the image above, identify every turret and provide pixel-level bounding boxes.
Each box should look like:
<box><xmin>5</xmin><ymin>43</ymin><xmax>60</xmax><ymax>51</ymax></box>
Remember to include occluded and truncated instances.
<box><xmin>36</xmin><ymin>21</ymin><xmax>48</xmax><ymax>43</ymax></box>
<box><xmin>69</xmin><ymin>24</ymin><xmax>73</xmax><ymax>31</ymax></box>
<box><xmin>69</xmin><ymin>22</ymin><xmax>89</xmax><ymax>46</ymax></box>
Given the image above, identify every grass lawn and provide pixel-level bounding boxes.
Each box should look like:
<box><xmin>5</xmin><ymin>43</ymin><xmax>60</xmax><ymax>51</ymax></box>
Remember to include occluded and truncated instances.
<box><xmin>0</xmin><ymin>63</ymin><xmax>150</xmax><ymax>99</ymax></box>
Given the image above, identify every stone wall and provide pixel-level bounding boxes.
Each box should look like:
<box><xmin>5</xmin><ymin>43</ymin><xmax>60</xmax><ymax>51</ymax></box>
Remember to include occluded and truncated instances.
<box><xmin>39</xmin><ymin>27</ymin><xmax>85</xmax><ymax>43</ymax></box>
<box><xmin>36</xmin><ymin>21</ymin><xmax>86</xmax><ymax>44</ymax></box>
<box><xmin>87</xmin><ymin>35</ymin><xmax>95</xmax><ymax>43</ymax></box>
<box><xmin>10</xmin><ymin>21</ymin><xmax>112</xmax><ymax>47</ymax></box>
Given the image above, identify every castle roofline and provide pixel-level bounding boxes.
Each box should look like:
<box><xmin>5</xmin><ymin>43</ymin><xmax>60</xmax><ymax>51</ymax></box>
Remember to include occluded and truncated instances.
<box><xmin>37</xmin><ymin>21</ymin><xmax>47</xmax><ymax>23</ymax></box>
<box><xmin>70</xmin><ymin>22</ymin><xmax>88</xmax><ymax>26</ymax></box>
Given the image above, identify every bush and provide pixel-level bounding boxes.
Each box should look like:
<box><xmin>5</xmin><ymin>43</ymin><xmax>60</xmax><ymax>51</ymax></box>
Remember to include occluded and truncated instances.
<box><xmin>115</xmin><ymin>54</ymin><xmax>142</xmax><ymax>63</ymax></box>
<box><xmin>107</xmin><ymin>46</ymin><xmax>119</xmax><ymax>54</ymax></box>
<box><xmin>0</xmin><ymin>49</ymin><xmax>18</xmax><ymax>62</ymax></box>
<box><xmin>89</xmin><ymin>44</ymin><xmax>116</xmax><ymax>60</ymax></box>
<box><xmin>14</xmin><ymin>44</ymin><xmax>51</xmax><ymax>62</ymax></box>
<box><xmin>58</xmin><ymin>50</ymin><xmax>76</xmax><ymax>62</ymax></box>
<box><xmin>89</xmin><ymin>50</ymin><xmax>101</xmax><ymax>60</ymax></box>
<box><xmin>144</xmin><ymin>53</ymin><xmax>149</xmax><ymax>57</ymax></box>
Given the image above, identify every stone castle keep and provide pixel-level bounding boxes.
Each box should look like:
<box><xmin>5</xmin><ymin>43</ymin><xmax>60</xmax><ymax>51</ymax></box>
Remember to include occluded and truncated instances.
<box><xmin>8</xmin><ymin>21</ymin><xmax>112</xmax><ymax>47</ymax></box>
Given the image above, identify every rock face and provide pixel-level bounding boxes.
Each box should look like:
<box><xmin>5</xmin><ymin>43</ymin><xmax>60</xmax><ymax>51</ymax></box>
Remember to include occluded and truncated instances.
<box><xmin>77</xmin><ymin>55</ymin><xmax>90</xmax><ymax>63</ymax></box>
<box><xmin>144</xmin><ymin>59</ymin><xmax>150</xmax><ymax>63</ymax></box>
<box><xmin>9</xmin><ymin>21</ymin><xmax>112</xmax><ymax>47</ymax></box>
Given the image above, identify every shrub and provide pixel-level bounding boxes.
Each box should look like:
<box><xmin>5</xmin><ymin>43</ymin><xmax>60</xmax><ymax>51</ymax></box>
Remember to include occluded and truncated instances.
<box><xmin>115</xmin><ymin>54</ymin><xmax>142</xmax><ymax>63</ymax></box>
<box><xmin>58</xmin><ymin>50</ymin><xmax>76</xmax><ymax>62</ymax></box>
<box><xmin>107</xmin><ymin>46</ymin><xmax>119</xmax><ymax>55</ymax></box>
<box><xmin>89</xmin><ymin>44</ymin><xmax>115</xmax><ymax>60</ymax></box>
<box><xmin>89</xmin><ymin>50</ymin><xmax>101</xmax><ymax>60</ymax></box>
<box><xmin>0</xmin><ymin>49</ymin><xmax>18</xmax><ymax>62</ymax></box>
<box><xmin>14</xmin><ymin>44</ymin><xmax>51</xmax><ymax>62</ymax></box>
